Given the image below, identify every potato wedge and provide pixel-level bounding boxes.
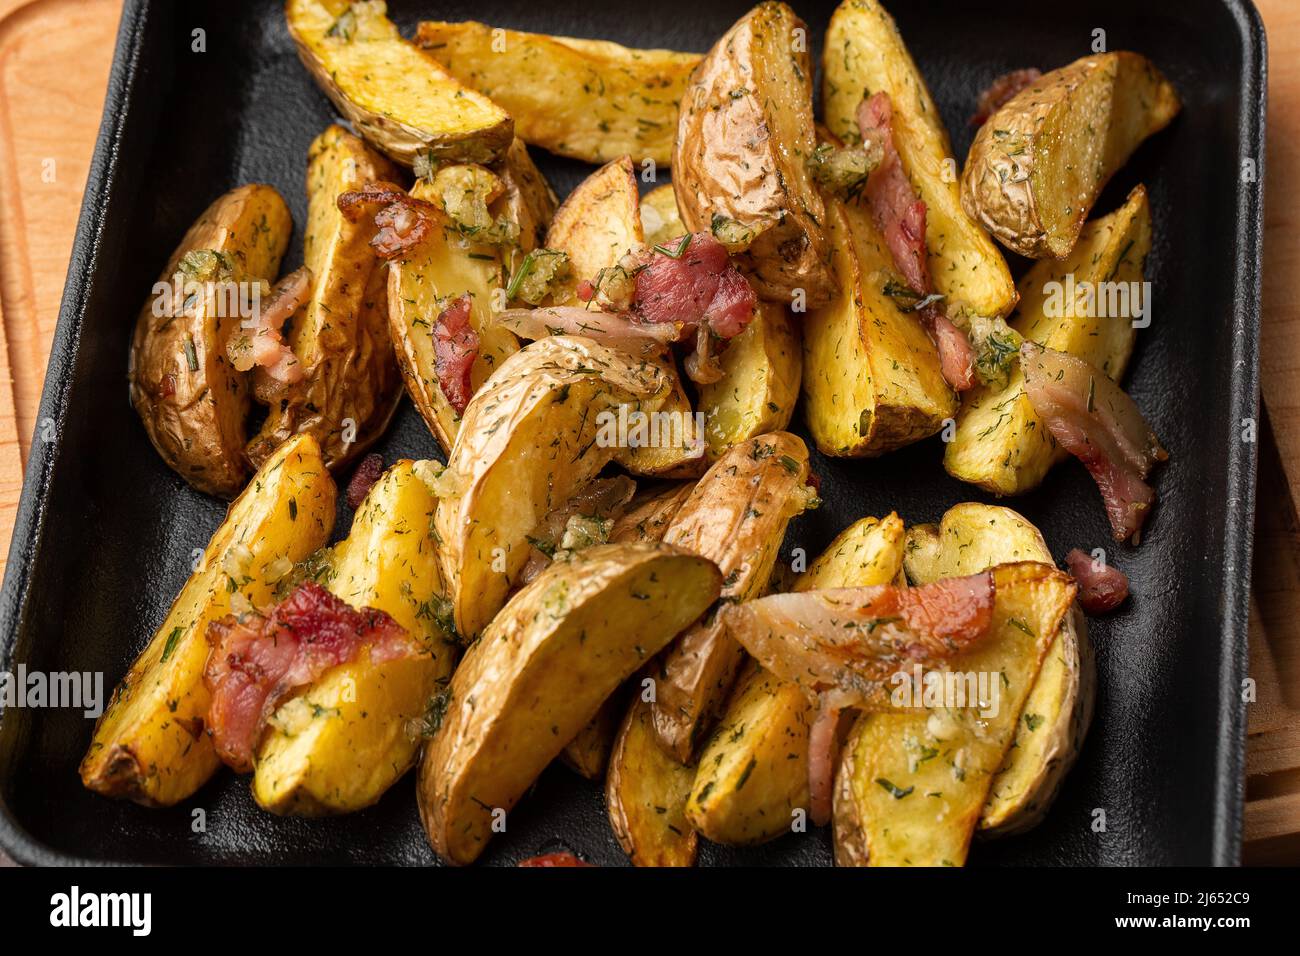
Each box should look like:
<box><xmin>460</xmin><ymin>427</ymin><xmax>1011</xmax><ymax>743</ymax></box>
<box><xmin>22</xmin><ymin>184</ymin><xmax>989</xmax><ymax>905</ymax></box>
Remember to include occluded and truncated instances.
<box><xmin>961</xmin><ymin>52</ymin><xmax>1178</xmax><ymax>258</ymax></box>
<box><xmin>674</xmin><ymin>2</ymin><xmax>833</xmax><ymax>306</ymax></box>
<box><xmin>802</xmin><ymin>196</ymin><xmax>956</xmax><ymax>457</ymax></box>
<box><xmin>416</xmin><ymin>21</ymin><xmax>698</xmax><ymax>167</ymax></box>
<box><xmin>418</xmin><ymin>542</ymin><xmax>723</xmax><ymax>865</ymax></box>
<box><xmin>128</xmin><ymin>184</ymin><xmax>292</xmax><ymax>497</ymax></box>
<box><xmin>651</xmin><ymin>432</ymin><xmax>815</xmax><ymax>762</ymax></box>
<box><xmin>822</xmin><ymin>0</ymin><xmax>1017</xmax><ymax>319</ymax></box>
<box><xmin>252</xmin><ymin>460</ymin><xmax>453</xmax><ymax>815</ymax></box>
<box><xmin>607</xmin><ymin>694</ymin><xmax>699</xmax><ymax>867</ymax></box>
<box><xmin>639</xmin><ymin>183</ymin><xmax>686</xmax><ymax>247</ymax></box>
<box><xmin>559</xmin><ymin>689</ymin><xmax>626</xmax><ymax>781</ymax></box>
<box><xmin>944</xmin><ymin>185</ymin><xmax>1151</xmax><ymax>494</ymax></box>
<box><xmin>493</xmin><ymin>138</ymin><xmax>559</xmax><ymax>276</ymax></box>
<box><xmin>434</xmin><ymin>335</ymin><xmax>669</xmax><ymax>639</ymax></box>
<box><xmin>903</xmin><ymin>504</ymin><xmax>1095</xmax><ymax>837</ymax></box>
<box><xmin>246</xmin><ymin>126</ymin><xmax>403</xmax><ymax>471</ymax></box>
<box><xmin>387</xmin><ymin>178</ymin><xmax>518</xmax><ymax>452</ymax></box>
<box><xmin>609</xmin><ymin>482</ymin><xmax>696</xmax><ymax>545</ymax></box>
<box><xmin>833</xmin><ymin>560</ymin><xmax>1076</xmax><ymax>866</ymax></box>
<box><xmin>80</xmin><ymin>435</ymin><xmax>336</xmax><ymax>806</ymax></box>
<box><xmin>286</xmin><ymin>0</ymin><xmax>513</xmax><ymax>166</ymax></box>
<box><xmin>687</xmin><ymin>514</ymin><xmax>905</xmax><ymax>845</ymax></box>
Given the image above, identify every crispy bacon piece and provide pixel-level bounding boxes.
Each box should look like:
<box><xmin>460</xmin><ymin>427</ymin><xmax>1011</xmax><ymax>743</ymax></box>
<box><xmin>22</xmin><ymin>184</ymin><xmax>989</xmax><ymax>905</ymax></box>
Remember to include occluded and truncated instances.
<box><xmin>1021</xmin><ymin>342</ymin><xmax>1168</xmax><ymax>543</ymax></box>
<box><xmin>433</xmin><ymin>293</ymin><xmax>479</xmax><ymax>416</ymax></box>
<box><xmin>1065</xmin><ymin>548</ymin><xmax>1131</xmax><ymax>614</ymax></box>
<box><xmin>808</xmin><ymin>700</ymin><xmax>856</xmax><ymax>827</ymax></box>
<box><xmin>204</xmin><ymin>582</ymin><xmax>415</xmax><ymax>772</ymax></box>
<box><xmin>858</xmin><ymin>93</ymin><xmax>976</xmax><ymax>391</ymax></box>
<box><xmin>517</xmin><ymin>852</ymin><xmax>592</xmax><ymax>867</ymax></box>
<box><xmin>721</xmin><ymin>572</ymin><xmax>996</xmax><ymax>711</ymax></box>
<box><xmin>346</xmin><ymin>453</ymin><xmax>384</xmax><ymax>510</ymax></box>
<box><xmin>971</xmin><ymin>68</ymin><xmax>1043</xmax><ymax>126</ymax></box>
<box><xmin>490</xmin><ymin>306</ymin><xmax>677</xmax><ymax>354</ymax></box>
<box><xmin>337</xmin><ymin>181</ymin><xmax>438</xmax><ymax>259</ymax></box>
<box><xmin>229</xmin><ymin>266</ymin><xmax>311</xmax><ymax>386</ymax></box>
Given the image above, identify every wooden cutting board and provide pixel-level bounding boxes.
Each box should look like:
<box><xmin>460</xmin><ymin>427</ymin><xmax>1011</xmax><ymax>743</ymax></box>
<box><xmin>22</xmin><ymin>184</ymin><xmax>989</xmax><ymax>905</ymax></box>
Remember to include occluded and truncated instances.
<box><xmin>0</xmin><ymin>0</ymin><xmax>1295</xmax><ymax>863</ymax></box>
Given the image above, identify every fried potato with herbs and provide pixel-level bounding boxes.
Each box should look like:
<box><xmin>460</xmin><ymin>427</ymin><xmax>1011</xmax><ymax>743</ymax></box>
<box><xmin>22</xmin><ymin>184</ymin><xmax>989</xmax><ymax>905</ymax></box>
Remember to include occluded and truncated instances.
<box><xmin>651</xmin><ymin>432</ymin><xmax>816</xmax><ymax>762</ymax></box>
<box><xmin>674</xmin><ymin>2</ymin><xmax>834</xmax><ymax>306</ymax></box>
<box><xmin>416</xmin><ymin>20</ymin><xmax>699</xmax><ymax>166</ymax></box>
<box><xmin>433</xmin><ymin>335</ymin><xmax>670</xmax><ymax>639</ymax></box>
<box><xmin>961</xmin><ymin>52</ymin><xmax>1179</xmax><ymax>259</ymax></box>
<box><xmin>640</xmin><ymin>183</ymin><xmax>686</xmax><ymax>247</ymax></box>
<box><xmin>287</xmin><ymin>0</ymin><xmax>513</xmax><ymax>166</ymax></box>
<box><xmin>80</xmin><ymin>435</ymin><xmax>335</xmax><ymax>806</ymax></box>
<box><xmin>129</xmin><ymin>184</ymin><xmax>292</xmax><ymax>497</ymax></box>
<box><xmin>822</xmin><ymin>0</ymin><xmax>1017</xmax><ymax>319</ymax></box>
<box><xmin>833</xmin><ymin>558</ymin><xmax>1076</xmax><ymax>866</ymax></box>
<box><xmin>252</xmin><ymin>460</ymin><xmax>454</xmax><ymax>815</ymax></box>
<box><xmin>903</xmin><ymin>503</ymin><xmax>1094</xmax><ymax>837</ymax></box>
<box><xmin>609</xmin><ymin>482</ymin><xmax>696</xmax><ymax>545</ymax></box>
<box><xmin>246</xmin><ymin>126</ymin><xmax>403</xmax><ymax>471</ymax></box>
<box><xmin>944</xmin><ymin>185</ymin><xmax>1151</xmax><ymax>494</ymax></box>
<box><xmin>494</xmin><ymin>137</ymin><xmax>559</xmax><ymax>276</ymax></box>
<box><xmin>802</xmin><ymin>196</ymin><xmax>956</xmax><ymax>457</ymax></box>
<box><xmin>418</xmin><ymin>542</ymin><xmax>723</xmax><ymax>865</ymax></box>
<box><xmin>687</xmin><ymin>514</ymin><xmax>905</xmax><ymax>845</ymax></box>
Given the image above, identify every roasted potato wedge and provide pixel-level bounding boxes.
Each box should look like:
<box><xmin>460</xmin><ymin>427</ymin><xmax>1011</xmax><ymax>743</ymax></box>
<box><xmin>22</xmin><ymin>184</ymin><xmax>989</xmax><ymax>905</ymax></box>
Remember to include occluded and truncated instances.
<box><xmin>944</xmin><ymin>185</ymin><xmax>1151</xmax><ymax>494</ymax></box>
<box><xmin>961</xmin><ymin>52</ymin><xmax>1179</xmax><ymax>259</ymax></box>
<box><xmin>387</xmin><ymin>178</ymin><xmax>518</xmax><ymax>452</ymax></box>
<box><xmin>245</xmin><ymin>126</ymin><xmax>403</xmax><ymax>471</ymax></box>
<box><xmin>822</xmin><ymin>0</ymin><xmax>1017</xmax><ymax>319</ymax></box>
<box><xmin>674</xmin><ymin>2</ymin><xmax>834</xmax><ymax>306</ymax></box>
<box><xmin>651</xmin><ymin>432</ymin><xmax>816</xmax><ymax>762</ymax></box>
<box><xmin>286</xmin><ymin>0</ymin><xmax>513</xmax><ymax>166</ymax></box>
<box><xmin>129</xmin><ymin>184</ymin><xmax>292</xmax><ymax>497</ymax></box>
<box><xmin>416</xmin><ymin>21</ymin><xmax>698</xmax><ymax>166</ymax></box>
<box><xmin>687</xmin><ymin>514</ymin><xmax>905</xmax><ymax>845</ymax></box>
<box><xmin>640</xmin><ymin>183</ymin><xmax>686</xmax><ymax>247</ymax></box>
<box><xmin>418</xmin><ymin>542</ymin><xmax>723</xmax><ymax>864</ymax></box>
<box><xmin>802</xmin><ymin>196</ymin><xmax>956</xmax><ymax>457</ymax></box>
<box><xmin>834</xmin><ymin>559</ymin><xmax>1077</xmax><ymax>866</ymax></box>
<box><xmin>560</xmin><ymin>689</ymin><xmax>626</xmax><ymax>781</ymax></box>
<box><xmin>609</xmin><ymin>482</ymin><xmax>696</xmax><ymax>545</ymax></box>
<box><xmin>434</xmin><ymin>336</ymin><xmax>669</xmax><ymax>639</ymax></box>
<box><xmin>80</xmin><ymin>435</ymin><xmax>336</xmax><ymax>806</ymax></box>
<box><xmin>493</xmin><ymin>138</ymin><xmax>559</xmax><ymax>276</ymax></box>
<box><xmin>252</xmin><ymin>460</ymin><xmax>454</xmax><ymax>815</ymax></box>
<box><xmin>903</xmin><ymin>503</ymin><xmax>1095</xmax><ymax>837</ymax></box>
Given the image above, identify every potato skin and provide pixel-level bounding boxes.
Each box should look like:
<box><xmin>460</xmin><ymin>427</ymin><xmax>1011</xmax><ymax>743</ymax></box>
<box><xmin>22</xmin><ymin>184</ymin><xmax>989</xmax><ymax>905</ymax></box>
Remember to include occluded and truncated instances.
<box><xmin>80</xmin><ymin>435</ymin><xmax>335</xmax><ymax>806</ymax></box>
<box><xmin>129</xmin><ymin>184</ymin><xmax>292</xmax><ymax>497</ymax></box>
<box><xmin>493</xmin><ymin>137</ymin><xmax>559</xmax><ymax>276</ymax></box>
<box><xmin>673</xmin><ymin>2</ymin><xmax>833</xmax><ymax>306</ymax></box>
<box><xmin>417</xmin><ymin>542</ymin><xmax>723</xmax><ymax>865</ymax></box>
<box><xmin>961</xmin><ymin>52</ymin><xmax>1178</xmax><ymax>259</ymax></box>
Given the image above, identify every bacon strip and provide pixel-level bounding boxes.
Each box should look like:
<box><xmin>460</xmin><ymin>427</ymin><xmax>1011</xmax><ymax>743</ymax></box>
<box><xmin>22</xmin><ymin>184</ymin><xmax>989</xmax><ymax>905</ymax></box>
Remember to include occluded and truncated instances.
<box><xmin>971</xmin><ymin>68</ymin><xmax>1043</xmax><ymax>126</ymax></box>
<box><xmin>433</xmin><ymin>294</ymin><xmax>479</xmax><ymax>416</ymax></box>
<box><xmin>490</xmin><ymin>306</ymin><xmax>677</xmax><ymax>355</ymax></box>
<box><xmin>346</xmin><ymin>453</ymin><xmax>384</xmax><ymax>510</ymax></box>
<box><xmin>807</xmin><ymin>699</ymin><xmax>857</xmax><ymax>827</ymax></box>
<box><xmin>517</xmin><ymin>852</ymin><xmax>592</xmax><ymax>867</ymax></box>
<box><xmin>229</xmin><ymin>266</ymin><xmax>311</xmax><ymax>385</ymax></box>
<box><xmin>1065</xmin><ymin>548</ymin><xmax>1131</xmax><ymax>614</ymax></box>
<box><xmin>204</xmin><ymin>582</ymin><xmax>416</xmax><ymax>772</ymax></box>
<box><xmin>1021</xmin><ymin>342</ymin><xmax>1167</xmax><ymax>544</ymax></box>
<box><xmin>337</xmin><ymin>181</ymin><xmax>438</xmax><ymax>259</ymax></box>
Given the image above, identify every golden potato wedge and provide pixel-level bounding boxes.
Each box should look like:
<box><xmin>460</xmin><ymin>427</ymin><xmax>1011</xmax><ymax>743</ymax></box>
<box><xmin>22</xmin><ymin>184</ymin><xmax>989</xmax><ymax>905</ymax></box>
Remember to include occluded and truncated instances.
<box><xmin>80</xmin><ymin>435</ymin><xmax>336</xmax><ymax>806</ymax></box>
<box><xmin>961</xmin><ymin>52</ymin><xmax>1178</xmax><ymax>258</ymax></box>
<box><xmin>128</xmin><ymin>184</ymin><xmax>292</xmax><ymax>497</ymax></box>
<box><xmin>560</xmin><ymin>690</ymin><xmax>626</xmax><ymax>781</ymax></box>
<box><xmin>651</xmin><ymin>432</ymin><xmax>815</xmax><ymax>762</ymax></box>
<box><xmin>687</xmin><ymin>514</ymin><xmax>905</xmax><ymax>845</ymax></box>
<box><xmin>493</xmin><ymin>138</ymin><xmax>559</xmax><ymax>276</ymax></box>
<box><xmin>674</xmin><ymin>2</ymin><xmax>833</xmax><ymax>306</ymax></box>
<box><xmin>286</xmin><ymin>0</ymin><xmax>513</xmax><ymax>166</ymax></box>
<box><xmin>387</xmin><ymin>179</ymin><xmax>518</xmax><ymax>452</ymax></box>
<box><xmin>944</xmin><ymin>185</ymin><xmax>1151</xmax><ymax>494</ymax></box>
<box><xmin>245</xmin><ymin>126</ymin><xmax>403</xmax><ymax>471</ymax></box>
<box><xmin>434</xmin><ymin>336</ymin><xmax>669</xmax><ymax>639</ymax></box>
<box><xmin>822</xmin><ymin>0</ymin><xmax>1017</xmax><ymax>319</ymax></box>
<box><xmin>609</xmin><ymin>482</ymin><xmax>696</xmax><ymax>545</ymax></box>
<box><xmin>418</xmin><ymin>542</ymin><xmax>723</xmax><ymax>865</ymax></box>
<box><xmin>252</xmin><ymin>460</ymin><xmax>454</xmax><ymax>815</ymax></box>
<box><xmin>833</xmin><ymin>560</ymin><xmax>1076</xmax><ymax>866</ymax></box>
<box><xmin>606</xmin><ymin>694</ymin><xmax>699</xmax><ymax>867</ymax></box>
<box><xmin>416</xmin><ymin>21</ymin><xmax>698</xmax><ymax>167</ymax></box>
<box><xmin>639</xmin><ymin>183</ymin><xmax>686</xmax><ymax>247</ymax></box>
<box><xmin>802</xmin><ymin>196</ymin><xmax>956</xmax><ymax>457</ymax></box>
<box><xmin>902</xmin><ymin>504</ymin><xmax>1095</xmax><ymax>837</ymax></box>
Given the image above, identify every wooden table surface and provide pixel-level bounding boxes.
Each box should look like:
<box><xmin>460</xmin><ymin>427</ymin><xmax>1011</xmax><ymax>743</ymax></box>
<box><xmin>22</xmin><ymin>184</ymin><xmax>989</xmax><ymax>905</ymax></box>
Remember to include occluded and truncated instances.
<box><xmin>0</xmin><ymin>0</ymin><xmax>1296</xmax><ymax>864</ymax></box>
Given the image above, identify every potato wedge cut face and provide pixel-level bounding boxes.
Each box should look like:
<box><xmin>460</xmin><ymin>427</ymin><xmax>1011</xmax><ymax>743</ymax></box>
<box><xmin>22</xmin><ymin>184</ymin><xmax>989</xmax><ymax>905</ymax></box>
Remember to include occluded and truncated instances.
<box><xmin>416</xmin><ymin>21</ymin><xmax>698</xmax><ymax>167</ymax></box>
<box><xmin>493</xmin><ymin>138</ymin><xmax>559</xmax><ymax>276</ymax></box>
<box><xmin>434</xmin><ymin>335</ymin><xmax>669</xmax><ymax>639</ymax></box>
<box><xmin>129</xmin><ymin>184</ymin><xmax>292</xmax><ymax>497</ymax></box>
<box><xmin>80</xmin><ymin>435</ymin><xmax>336</xmax><ymax>806</ymax></box>
<box><xmin>945</xmin><ymin>185</ymin><xmax>1152</xmax><ymax>494</ymax></box>
<box><xmin>822</xmin><ymin>0</ymin><xmax>1016</xmax><ymax>319</ymax></box>
<box><xmin>287</xmin><ymin>0</ymin><xmax>513</xmax><ymax>166</ymax></box>
<box><xmin>545</xmin><ymin>156</ymin><xmax>644</xmax><ymax>305</ymax></box>
<box><xmin>640</xmin><ymin>184</ymin><xmax>686</xmax><ymax>248</ymax></box>
<box><xmin>418</xmin><ymin>542</ymin><xmax>723</xmax><ymax>865</ymax></box>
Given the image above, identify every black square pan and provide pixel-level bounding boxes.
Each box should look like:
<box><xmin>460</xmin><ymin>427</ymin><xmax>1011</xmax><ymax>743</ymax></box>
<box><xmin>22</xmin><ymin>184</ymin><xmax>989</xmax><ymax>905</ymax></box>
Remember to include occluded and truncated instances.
<box><xmin>0</xmin><ymin>0</ymin><xmax>1266</xmax><ymax>865</ymax></box>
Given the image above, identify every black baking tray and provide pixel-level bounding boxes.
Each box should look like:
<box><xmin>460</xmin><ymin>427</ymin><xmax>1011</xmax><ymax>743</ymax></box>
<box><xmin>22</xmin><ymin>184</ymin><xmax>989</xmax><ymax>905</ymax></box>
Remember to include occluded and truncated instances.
<box><xmin>0</xmin><ymin>0</ymin><xmax>1265</xmax><ymax>866</ymax></box>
